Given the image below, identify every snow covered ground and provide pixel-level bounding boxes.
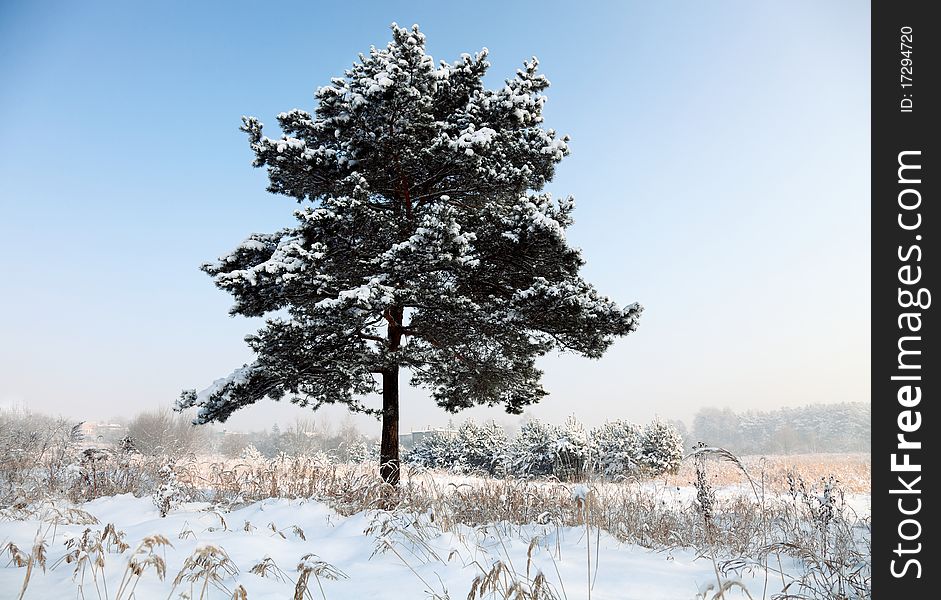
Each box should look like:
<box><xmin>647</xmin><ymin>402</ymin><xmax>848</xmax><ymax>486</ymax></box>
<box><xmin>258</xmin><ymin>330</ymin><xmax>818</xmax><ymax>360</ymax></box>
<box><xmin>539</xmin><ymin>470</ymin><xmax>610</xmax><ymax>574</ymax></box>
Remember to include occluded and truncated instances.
<box><xmin>0</xmin><ymin>493</ymin><xmax>813</xmax><ymax>600</ymax></box>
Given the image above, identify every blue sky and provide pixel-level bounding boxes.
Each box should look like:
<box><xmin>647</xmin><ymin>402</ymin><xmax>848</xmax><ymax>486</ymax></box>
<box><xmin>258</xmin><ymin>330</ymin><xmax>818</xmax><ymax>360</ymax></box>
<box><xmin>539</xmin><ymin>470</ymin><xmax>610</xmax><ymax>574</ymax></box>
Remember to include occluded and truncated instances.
<box><xmin>0</xmin><ymin>1</ymin><xmax>870</xmax><ymax>432</ymax></box>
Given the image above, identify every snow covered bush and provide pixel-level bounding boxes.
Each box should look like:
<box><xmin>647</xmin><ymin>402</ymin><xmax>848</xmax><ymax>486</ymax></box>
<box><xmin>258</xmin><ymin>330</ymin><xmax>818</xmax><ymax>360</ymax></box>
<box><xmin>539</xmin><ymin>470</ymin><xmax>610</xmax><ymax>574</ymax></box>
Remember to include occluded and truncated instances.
<box><xmin>453</xmin><ymin>421</ymin><xmax>508</xmax><ymax>475</ymax></box>
<box><xmin>347</xmin><ymin>438</ymin><xmax>379</xmax><ymax>464</ymax></box>
<box><xmin>640</xmin><ymin>420</ymin><xmax>684</xmax><ymax>475</ymax></box>
<box><xmin>240</xmin><ymin>444</ymin><xmax>264</xmax><ymax>462</ymax></box>
<box><xmin>507</xmin><ymin>419</ymin><xmax>557</xmax><ymax>478</ymax></box>
<box><xmin>153</xmin><ymin>463</ymin><xmax>184</xmax><ymax>517</ymax></box>
<box><xmin>550</xmin><ymin>416</ymin><xmax>592</xmax><ymax>480</ymax></box>
<box><xmin>404</xmin><ymin>431</ymin><xmax>459</xmax><ymax>471</ymax></box>
<box><xmin>592</xmin><ymin>420</ymin><xmax>644</xmax><ymax>478</ymax></box>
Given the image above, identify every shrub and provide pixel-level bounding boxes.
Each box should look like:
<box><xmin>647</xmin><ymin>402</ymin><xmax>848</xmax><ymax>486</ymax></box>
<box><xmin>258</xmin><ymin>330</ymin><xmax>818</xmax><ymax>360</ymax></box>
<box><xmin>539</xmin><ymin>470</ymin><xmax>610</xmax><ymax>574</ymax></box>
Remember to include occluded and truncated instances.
<box><xmin>640</xmin><ymin>419</ymin><xmax>684</xmax><ymax>475</ymax></box>
<box><xmin>507</xmin><ymin>420</ymin><xmax>556</xmax><ymax>477</ymax></box>
<box><xmin>592</xmin><ymin>420</ymin><xmax>644</xmax><ymax>478</ymax></box>
<box><xmin>550</xmin><ymin>417</ymin><xmax>592</xmax><ymax>480</ymax></box>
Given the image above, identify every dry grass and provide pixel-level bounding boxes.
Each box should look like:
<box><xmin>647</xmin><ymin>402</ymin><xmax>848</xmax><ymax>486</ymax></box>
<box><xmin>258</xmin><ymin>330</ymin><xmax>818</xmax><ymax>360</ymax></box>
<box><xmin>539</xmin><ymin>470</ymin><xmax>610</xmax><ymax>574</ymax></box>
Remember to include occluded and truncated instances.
<box><xmin>664</xmin><ymin>453</ymin><xmax>871</xmax><ymax>495</ymax></box>
<box><xmin>170</xmin><ymin>542</ymin><xmax>239</xmax><ymax>599</ymax></box>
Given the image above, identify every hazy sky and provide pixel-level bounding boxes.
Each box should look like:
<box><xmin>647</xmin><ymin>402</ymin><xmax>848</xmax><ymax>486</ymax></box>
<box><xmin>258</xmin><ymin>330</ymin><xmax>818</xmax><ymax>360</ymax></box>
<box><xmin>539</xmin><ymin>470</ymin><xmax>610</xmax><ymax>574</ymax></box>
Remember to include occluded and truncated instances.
<box><xmin>0</xmin><ymin>1</ymin><xmax>870</xmax><ymax>433</ymax></box>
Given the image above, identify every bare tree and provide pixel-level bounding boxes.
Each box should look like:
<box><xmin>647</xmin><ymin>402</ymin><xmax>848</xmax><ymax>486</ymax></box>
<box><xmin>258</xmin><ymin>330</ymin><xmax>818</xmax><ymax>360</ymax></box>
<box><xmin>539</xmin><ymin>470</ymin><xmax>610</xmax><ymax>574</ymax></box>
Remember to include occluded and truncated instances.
<box><xmin>125</xmin><ymin>408</ymin><xmax>205</xmax><ymax>456</ymax></box>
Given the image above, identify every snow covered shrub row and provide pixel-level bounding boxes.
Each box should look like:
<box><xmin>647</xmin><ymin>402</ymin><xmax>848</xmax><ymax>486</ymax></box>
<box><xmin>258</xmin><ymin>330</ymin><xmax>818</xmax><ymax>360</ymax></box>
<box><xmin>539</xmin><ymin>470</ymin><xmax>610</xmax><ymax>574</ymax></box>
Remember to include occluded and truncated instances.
<box><xmin>404</xmin><ymin>417</ymin><xmax>683</xmax><ymax>479</ymax></box>
<box><xmin>403</xmin><ymin>421</ymin><xmax>508</xmax><ymax>475</ymax></box>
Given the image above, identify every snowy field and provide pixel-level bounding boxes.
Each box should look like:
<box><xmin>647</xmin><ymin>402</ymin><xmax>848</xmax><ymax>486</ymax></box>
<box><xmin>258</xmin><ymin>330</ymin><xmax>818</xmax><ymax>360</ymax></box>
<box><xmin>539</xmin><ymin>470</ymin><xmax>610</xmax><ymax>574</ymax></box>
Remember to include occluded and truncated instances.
<box><xmin>0</xmin><ymin>419</ymin><xmax>872</xmax><ymax>600</ymax></box>
<box><xmin>0</xmin><ymin>458</ymin><xmax>871</xmax><ymax>600</ymax></box>
<box><xmin>0</xmin><ymin>493</ymin><xmax>838</xmax><ymax>600</ymax></box>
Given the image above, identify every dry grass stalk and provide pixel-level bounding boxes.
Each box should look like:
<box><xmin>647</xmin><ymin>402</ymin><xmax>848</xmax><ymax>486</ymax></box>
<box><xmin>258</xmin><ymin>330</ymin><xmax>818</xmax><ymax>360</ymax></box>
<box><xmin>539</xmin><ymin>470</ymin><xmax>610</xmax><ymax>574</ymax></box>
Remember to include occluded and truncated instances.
<box><xmin>294</xmin><ymin>553</ymin><xmax>348</xmax><ymax>600</ymax></box>
<box><xmin>248</xmin><ymin>555</ymin><xmax>291</xmax><ymax>583</ymax></box>
<box><xmin>115</xmin><ymin>534</ymin><xmax>172</xmax><ymax>599</ymax></box>
<box><xmin>171</xmin><ymin>543</ymin><xmax>239</xmax><ymax>600</ymax></box>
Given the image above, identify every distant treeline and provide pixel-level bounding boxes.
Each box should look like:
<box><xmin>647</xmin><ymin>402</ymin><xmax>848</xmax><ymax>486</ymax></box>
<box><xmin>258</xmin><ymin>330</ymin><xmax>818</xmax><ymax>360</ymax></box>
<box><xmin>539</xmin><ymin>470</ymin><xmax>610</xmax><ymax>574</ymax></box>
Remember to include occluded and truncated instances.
<box><xmin>690</xmin><ymin>402</ymin><xmax>870</xmax><ymax>454</ymax></box>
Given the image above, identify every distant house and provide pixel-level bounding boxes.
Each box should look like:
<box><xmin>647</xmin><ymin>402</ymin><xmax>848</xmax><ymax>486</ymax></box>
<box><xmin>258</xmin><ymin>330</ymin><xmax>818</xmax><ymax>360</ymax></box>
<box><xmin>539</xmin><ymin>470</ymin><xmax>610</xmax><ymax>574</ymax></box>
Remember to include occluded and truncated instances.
<box><xmin>79</xmin><ymin>422</ymin><xmax>127</xmax><ymax>446</ymax></box>
<box><xmin>398</xmin><ymin>428</ymin><xmax>457</xmax><ymax>449</ymax></box>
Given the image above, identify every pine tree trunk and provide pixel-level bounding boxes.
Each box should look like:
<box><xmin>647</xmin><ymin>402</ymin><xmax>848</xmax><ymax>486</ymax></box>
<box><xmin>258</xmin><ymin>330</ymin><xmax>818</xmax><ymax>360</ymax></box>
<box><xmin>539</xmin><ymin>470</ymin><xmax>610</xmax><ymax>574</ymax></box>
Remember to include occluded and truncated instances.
<box><xmin>379</xmin><ymin>366</ymin><xmax>400</xmax><ymax>485</ymax></box>
<box><xmin>379</xmin><ymin>306</ymin><xmax>404</xmax><ymax>485</ymax></box>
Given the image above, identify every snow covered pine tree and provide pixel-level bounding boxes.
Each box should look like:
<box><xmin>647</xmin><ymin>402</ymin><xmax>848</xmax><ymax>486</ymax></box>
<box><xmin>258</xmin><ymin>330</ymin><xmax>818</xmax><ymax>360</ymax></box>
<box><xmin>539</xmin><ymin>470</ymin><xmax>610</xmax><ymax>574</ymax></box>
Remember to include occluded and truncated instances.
<box><xmin>178</xmin><ymin>24</ymin><xmax>642</xmax><ymax>485</ymax></box>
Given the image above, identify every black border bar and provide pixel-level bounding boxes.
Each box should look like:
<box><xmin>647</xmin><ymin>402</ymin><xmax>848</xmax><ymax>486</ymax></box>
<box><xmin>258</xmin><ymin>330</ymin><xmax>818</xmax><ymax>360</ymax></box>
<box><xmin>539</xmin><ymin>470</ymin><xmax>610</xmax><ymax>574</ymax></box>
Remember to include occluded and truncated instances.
<box><xmin>873</xmin><ymin>1</ymin><xmax>936</xmax><ymax>595</ymax></box>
